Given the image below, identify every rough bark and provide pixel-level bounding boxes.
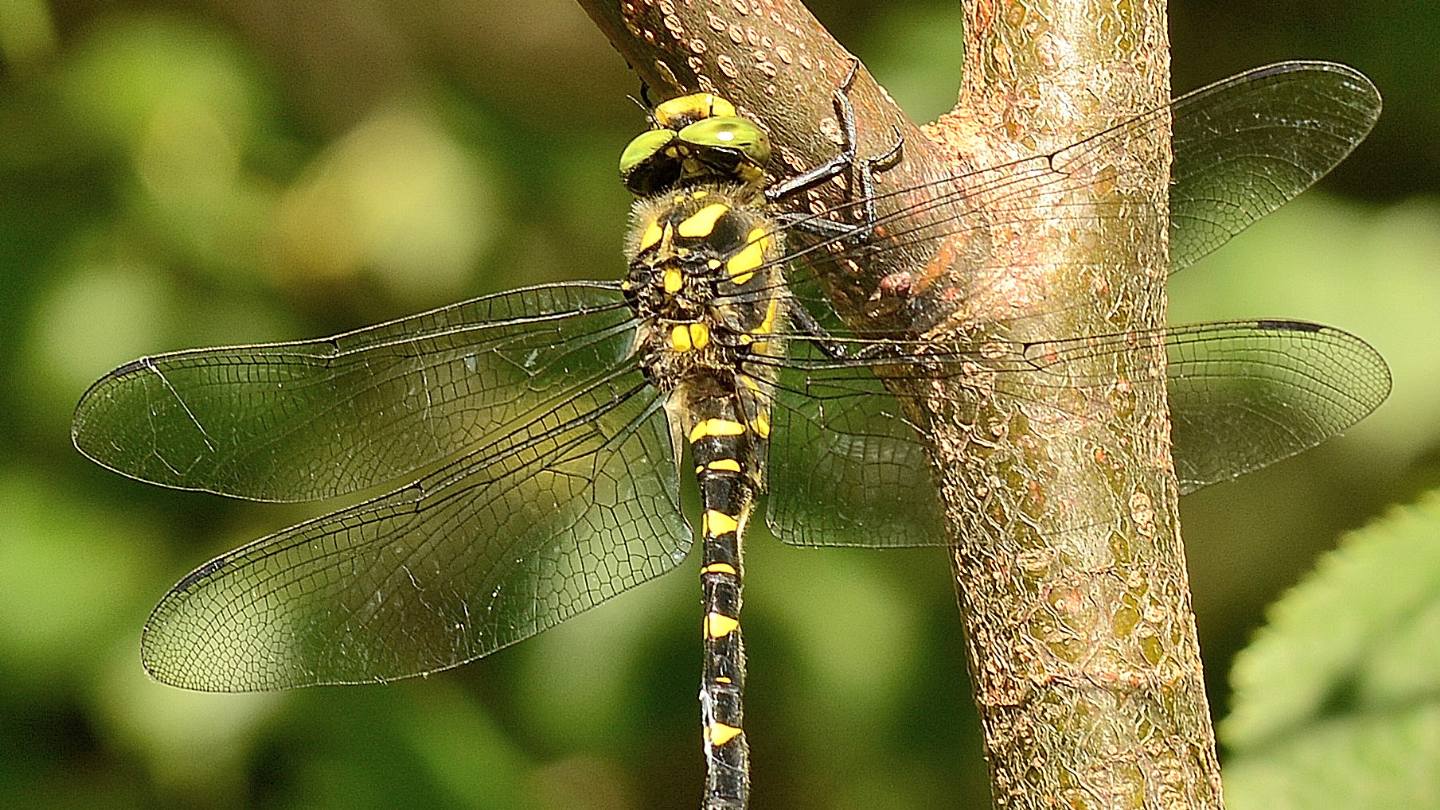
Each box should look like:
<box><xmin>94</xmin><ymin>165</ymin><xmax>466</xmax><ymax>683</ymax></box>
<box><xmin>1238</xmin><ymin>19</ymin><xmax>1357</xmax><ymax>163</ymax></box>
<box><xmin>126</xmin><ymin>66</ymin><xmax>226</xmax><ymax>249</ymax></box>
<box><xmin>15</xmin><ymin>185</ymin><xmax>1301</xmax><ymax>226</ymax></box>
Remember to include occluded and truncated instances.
<box><xmin>929</xmin><ymin>4</ymin><xmax>1224</xmax><ymax>808</ymax></box>
<box><xmin>576</xmin><ymin>1</ymin><xmax>1223</xmax><ymax>806</ymax></box>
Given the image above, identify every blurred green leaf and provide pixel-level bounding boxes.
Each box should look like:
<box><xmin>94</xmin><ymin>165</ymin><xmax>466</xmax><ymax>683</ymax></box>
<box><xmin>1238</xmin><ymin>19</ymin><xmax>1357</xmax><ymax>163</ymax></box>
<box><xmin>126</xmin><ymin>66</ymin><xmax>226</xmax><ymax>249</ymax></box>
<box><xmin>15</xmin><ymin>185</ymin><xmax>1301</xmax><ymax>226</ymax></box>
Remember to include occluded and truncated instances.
<box><xmin>56</xmin><ymin>15</ymin><xmax>264</xmax><ymax>154</ymax></box>
<box><xmin>1225</xmin><ymin>705</ymin><xmax>1440</xmax><ymax>810</ymax></box>
<box><xmin>0</xmin><ymin>468</ymin><xmax>161</xmax><ymax>690</ymax></box>
<box><xmin>398</xmin><ymin>685</ymin><xmax>536</xmax><ymax>809</ymax></box>
<box><xmin>0</xmin><ymin>0</ymin><xmax>56</xmax><ymax>67</ymax></box>
<box><xmin>1170</xmin><ymin>196</ymin><xmax>1440</xmax><ymax>469</ymax></box>
<box><xmin>270</xmin><ymin>102</ymin><xmax>496</xmax><ymax>303</ymax></box>
<box><xmin>860</xmin><ymin>3</ymin><xmax>964</xmax><ymax>124</ymax></box>
<box><xmin>1222</xmin><ymin>489</ymin><xmax>1440</xmax><ymax>807</ymax></box>
<box><xmin>93</xmin><ymin>650</ymin><xmax>280</xmax><ymax>804</ymax></box>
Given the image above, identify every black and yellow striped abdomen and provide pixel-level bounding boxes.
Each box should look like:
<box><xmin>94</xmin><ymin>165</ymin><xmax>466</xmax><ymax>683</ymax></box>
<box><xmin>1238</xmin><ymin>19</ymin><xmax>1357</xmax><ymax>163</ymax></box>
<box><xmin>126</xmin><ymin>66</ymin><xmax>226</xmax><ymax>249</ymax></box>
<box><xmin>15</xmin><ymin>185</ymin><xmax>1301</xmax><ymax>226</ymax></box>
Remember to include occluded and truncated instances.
<box><xmin>689</xmin><ymin>396</ymin><xmax>758</xmax><ymax>808</ymax></box>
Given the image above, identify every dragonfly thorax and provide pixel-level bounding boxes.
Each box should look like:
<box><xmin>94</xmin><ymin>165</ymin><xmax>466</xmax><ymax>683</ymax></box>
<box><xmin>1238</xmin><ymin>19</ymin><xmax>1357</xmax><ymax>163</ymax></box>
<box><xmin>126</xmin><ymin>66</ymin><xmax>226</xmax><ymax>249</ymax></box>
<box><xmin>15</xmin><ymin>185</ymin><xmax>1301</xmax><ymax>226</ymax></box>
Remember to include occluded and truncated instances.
<box><xmin>623</xmin><ymin>185</ymin><xmax>787</xmax><ymax>394</ymax></box>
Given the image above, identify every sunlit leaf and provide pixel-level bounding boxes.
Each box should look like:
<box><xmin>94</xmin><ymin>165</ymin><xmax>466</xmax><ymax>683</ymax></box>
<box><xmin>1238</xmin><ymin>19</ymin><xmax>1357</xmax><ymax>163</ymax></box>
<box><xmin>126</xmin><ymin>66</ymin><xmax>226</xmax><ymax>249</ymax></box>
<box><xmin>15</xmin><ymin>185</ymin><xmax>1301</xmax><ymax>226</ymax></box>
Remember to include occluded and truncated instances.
<box><xmin>1222</xmin><ymin>489</ymin><xmax>1440</xmax><ymax>808</ymax></box>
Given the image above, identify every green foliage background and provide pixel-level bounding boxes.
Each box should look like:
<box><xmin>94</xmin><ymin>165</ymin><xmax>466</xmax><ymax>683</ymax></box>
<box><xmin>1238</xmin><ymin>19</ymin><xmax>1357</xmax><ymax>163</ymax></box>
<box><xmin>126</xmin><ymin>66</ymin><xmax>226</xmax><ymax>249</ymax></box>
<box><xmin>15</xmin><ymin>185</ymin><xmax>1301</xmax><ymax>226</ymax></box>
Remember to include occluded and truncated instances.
<box><xmin>2</xmin><ymin>1</ymin><xmax>1438</xmax><ymax>808</ymax></box>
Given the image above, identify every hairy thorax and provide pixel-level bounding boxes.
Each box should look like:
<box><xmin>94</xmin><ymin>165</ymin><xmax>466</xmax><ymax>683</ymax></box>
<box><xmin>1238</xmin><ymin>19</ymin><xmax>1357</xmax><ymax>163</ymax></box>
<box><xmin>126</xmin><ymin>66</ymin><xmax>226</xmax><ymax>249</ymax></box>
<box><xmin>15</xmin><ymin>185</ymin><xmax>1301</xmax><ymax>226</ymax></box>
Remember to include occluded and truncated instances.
<box><xmin>623</xmin><ymin>185</ymin><xmax>788</xmax><ymax>399</ymax></box>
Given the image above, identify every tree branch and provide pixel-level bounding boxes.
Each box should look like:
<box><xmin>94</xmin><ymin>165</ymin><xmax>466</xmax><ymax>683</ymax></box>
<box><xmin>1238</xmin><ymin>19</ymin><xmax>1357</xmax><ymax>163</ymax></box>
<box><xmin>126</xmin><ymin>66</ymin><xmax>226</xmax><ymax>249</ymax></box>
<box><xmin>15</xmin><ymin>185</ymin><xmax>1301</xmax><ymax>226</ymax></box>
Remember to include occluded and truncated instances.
<box><xmin>577</xmin><ymin>1</ymin><xmax>1222</xmax><ymax>806</ymax></box>
<box><xmin>930</xmin><ymin>4</ymin><xmax>1225</xmax><ymax>807</ymax></box>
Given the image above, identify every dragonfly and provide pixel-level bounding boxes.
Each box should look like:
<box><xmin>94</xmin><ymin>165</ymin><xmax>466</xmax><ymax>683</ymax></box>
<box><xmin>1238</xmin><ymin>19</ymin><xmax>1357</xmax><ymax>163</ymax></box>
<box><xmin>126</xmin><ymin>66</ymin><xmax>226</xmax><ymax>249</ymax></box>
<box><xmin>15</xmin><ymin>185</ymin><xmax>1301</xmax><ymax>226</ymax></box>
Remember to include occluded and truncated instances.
<box><xmin>72</xmin><ymin>60</ymin><xmax>1387</xmax><ymax>810</ymax></box>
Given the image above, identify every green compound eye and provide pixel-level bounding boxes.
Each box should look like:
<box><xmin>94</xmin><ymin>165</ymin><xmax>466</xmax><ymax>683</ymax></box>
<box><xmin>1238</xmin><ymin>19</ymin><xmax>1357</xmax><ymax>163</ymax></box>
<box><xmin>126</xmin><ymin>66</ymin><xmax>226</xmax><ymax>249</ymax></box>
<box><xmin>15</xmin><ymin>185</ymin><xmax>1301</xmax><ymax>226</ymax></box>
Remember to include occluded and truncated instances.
<box><xmin>620</xmin><ymin>129</ymin><xmax>680</xmax><ymax>195</ymax></box>
<box><xmin>619</xmin><ymin>106</ymin><xmax>772</xmax><ymax>197</ymax></box>
<box><xmin>678</xmin><ymin>116</ymin><xmax>771</xmax><ymax>167</ymax></box>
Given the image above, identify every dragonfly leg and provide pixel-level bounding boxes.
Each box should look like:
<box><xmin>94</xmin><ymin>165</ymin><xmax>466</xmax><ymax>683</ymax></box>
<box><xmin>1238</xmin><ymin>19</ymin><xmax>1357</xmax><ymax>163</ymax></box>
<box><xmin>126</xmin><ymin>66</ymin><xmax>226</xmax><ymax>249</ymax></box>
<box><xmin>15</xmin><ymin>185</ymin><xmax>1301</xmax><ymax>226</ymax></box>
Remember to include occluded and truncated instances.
<box><xmin>763</xmin><ymin>58</ymin><xmax>864</xmax><ymax>204</ymax></box>
<box><xmin>785</xmin><ymin>300</ymin><xmax>853</xmax><ymax>360</ymax></box>
<box><xmin>848</xmin><ymin>129</ymin><xmax>905</xmax><ymax>241</ymax></box>
<box><xmin>784</xmin><ymin>299</ymin><xmax>905</xmax><ymax>364</ymax></box>
<box><xmin>765</xmin><ymin>57</ymin><xmax>905</xmax><ymax>244</ymax></box>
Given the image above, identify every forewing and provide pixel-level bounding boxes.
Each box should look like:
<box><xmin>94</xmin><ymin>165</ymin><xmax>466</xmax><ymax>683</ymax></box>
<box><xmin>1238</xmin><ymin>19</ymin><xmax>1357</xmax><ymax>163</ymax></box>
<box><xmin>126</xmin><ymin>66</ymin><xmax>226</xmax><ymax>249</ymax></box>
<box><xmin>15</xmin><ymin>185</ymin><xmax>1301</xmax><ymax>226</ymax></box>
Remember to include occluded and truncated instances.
<box><xmin>1165</xmin><ymin>62</ymin><xmax>1381</xmax><ymax>272</ymax></box>
<box><xmin>72</xmin><ymin>282</ymin><xmax>635</xmax><ymax>502</ymax></box>
<box><xmin>776</xmin><ymin>61</ymin><xmax>1381</xmax><ymax>330</ymax></box>
<box><xmin>140</xmin><ymin>371</ymin><xmax>689</xmax><ymax>691</ymax></box>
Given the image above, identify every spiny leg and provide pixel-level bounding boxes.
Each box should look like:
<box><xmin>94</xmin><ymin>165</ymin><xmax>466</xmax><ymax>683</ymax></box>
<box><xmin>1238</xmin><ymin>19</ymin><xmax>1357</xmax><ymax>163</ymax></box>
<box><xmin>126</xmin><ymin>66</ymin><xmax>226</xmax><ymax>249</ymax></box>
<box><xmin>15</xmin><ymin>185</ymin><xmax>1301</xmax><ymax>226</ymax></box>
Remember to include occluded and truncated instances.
<box><xmin>767</xmin><ymin>59</ymin><xmax>906</xmax><ymax>361</ymax></box>
<box><xmin>785</xmin><ymin>301</ymin><xmax>855</xmax><ymax>361</ymax></box>
<box><xmin>783</xmin><ymin>302</ymin><xmax>902</xmax><ymax>362</ymax></box>
<box><xmin>763</xmin><ymin>58</ymin><xmax>865</xmax><ymax>203</ymax></box>
<box><xmin>764</xmin><ymin>57</ymin><xmax>905</xmax><ymax>242</ymax></box>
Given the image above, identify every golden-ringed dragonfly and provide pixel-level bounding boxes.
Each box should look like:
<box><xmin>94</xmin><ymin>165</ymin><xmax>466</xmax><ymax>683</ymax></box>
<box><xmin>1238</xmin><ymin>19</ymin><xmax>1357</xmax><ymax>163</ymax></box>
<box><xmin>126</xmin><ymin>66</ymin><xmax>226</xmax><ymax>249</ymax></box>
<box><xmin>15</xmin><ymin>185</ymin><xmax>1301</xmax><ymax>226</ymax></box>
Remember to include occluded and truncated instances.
<box><xmin>72</xmin><ymin>60</ymin><xmax>1388</xmax><ymax>810</ymax></box>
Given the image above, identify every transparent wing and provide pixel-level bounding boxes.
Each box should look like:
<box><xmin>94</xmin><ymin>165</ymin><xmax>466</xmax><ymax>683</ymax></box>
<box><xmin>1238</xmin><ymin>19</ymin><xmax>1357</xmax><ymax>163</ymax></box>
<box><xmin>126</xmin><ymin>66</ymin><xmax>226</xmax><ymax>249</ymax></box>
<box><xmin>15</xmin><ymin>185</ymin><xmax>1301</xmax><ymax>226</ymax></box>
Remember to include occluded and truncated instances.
<box><xmin>72</xmin><ymin>282</ymin><xmax>635</xmax><ymax>502</ymax></box>
<box><xmin>1164</xmin><ymin>321</ymin><xmax>1392</xmax><ymax>493</ymax></box>
<box><xmin>140</xmin><ymin>371</ymin><xmax>690</xmax><ymax>691</ymax></box>
<box><xmin>761</xmin><ymin>320</ymin><xmax>1389</xmax><ymax>547</ymax></box>
<box><xmin>765</xmin><ymin>339</ymin><xmax>946</xmax><ymax>548</ymax></box>
<box><xmin>774</xmin><ymin>61</ymin><xmax>1382</xmax><ymax>329</ymax></box>
<box><xmin>1166</xmin><ymin>62</ymin><xmax>1380</xmax><ymax>271</ymax></box>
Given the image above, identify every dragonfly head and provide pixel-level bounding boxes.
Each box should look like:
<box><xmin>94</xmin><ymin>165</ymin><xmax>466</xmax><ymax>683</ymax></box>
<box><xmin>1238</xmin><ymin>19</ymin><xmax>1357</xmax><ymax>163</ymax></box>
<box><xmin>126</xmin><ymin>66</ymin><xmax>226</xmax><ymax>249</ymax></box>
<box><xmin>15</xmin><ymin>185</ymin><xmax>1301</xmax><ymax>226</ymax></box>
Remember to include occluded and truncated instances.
<box><xmin>620</xmin><ymin>92</ymin><xmax>770</xmax><ymax>197</ymax></box>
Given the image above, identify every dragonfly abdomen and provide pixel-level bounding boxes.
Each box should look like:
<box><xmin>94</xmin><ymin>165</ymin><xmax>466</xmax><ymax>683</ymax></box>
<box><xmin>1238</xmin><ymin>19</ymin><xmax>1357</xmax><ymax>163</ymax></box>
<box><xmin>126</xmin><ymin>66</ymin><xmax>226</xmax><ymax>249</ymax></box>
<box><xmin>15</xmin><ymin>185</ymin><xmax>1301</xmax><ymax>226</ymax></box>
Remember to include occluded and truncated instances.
<box><xmin>686</xmin><ymin>392</ymin><xmax>765</xmax><ymax>808</ymax></box>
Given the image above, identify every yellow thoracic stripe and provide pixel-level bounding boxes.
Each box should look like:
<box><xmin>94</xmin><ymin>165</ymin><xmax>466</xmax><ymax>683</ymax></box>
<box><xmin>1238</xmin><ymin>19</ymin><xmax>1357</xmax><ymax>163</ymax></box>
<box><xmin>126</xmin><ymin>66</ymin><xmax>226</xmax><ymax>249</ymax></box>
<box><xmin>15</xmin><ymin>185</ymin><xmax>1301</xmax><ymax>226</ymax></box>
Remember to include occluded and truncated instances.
<box><xmin>670</xmin><ymin>325</ymin><xmax>692</xmax><ymax>352</ymax></box>
<box><xmin>752</xmin><ymin>411</ymin><xmax>771</xmax><ymax>439</ymax></box>
<box><xmin>754</xmin><ymin>298</ymin><xmax>779</xmax><ymax>335</ymax></box>
<box><xmin>704</xmin><ymin>611</ymin><xmax>740</xmax><ymax>638</ymax></box>
<box><xmin>688</xmin><ymin>418</ymin><xmax>746</xmax><ymax>443</ymax></box>
<box><xmin>639</xmin><ymin>219</ymin><xmax>665</xmax><ymax>251</ymax></box>
<box><xmin>743</xmin><ymin>298</ymin><xmax>781</xmax><ymax>356</ymax></box>
<box><xmin>725</xmin><ymin>239</ymin><xmax>765</xmax><ymax>286</ymax></box>
<box><xmin>706</xmin><ymin>722</ymin><xmax>743</xmax><ymax>746</ymax></box>
<box><xmin>677</xmin><ymin>202</ymin><xmax>731</xmax><ymax>237</ymax></box>
<box><xmin>663</xmin><ymin>268</ymin><xmax>683</xmax><ymax>293</ymax></box>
